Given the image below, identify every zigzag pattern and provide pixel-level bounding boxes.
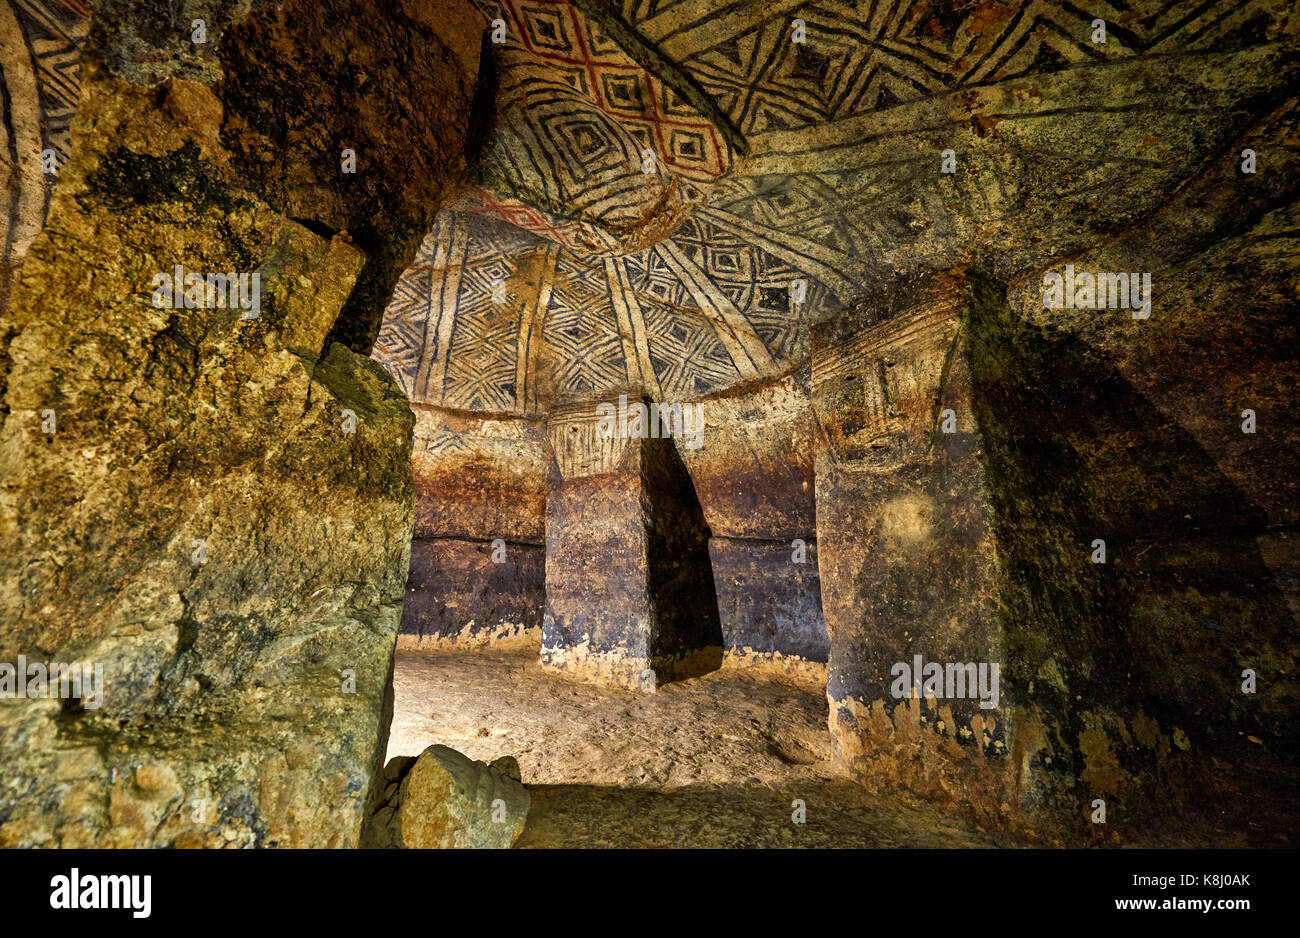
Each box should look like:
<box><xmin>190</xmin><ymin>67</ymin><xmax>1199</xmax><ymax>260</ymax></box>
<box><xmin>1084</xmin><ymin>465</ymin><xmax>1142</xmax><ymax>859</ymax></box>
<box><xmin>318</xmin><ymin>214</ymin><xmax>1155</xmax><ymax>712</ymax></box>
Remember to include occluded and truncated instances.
<box><xmin>441</xmin><ymin>219</ymin><xmax>537</xmax><ymax>413</ymax></box>
<box><xmin>373</xmin><ymin>207</ymin><xmax>816</xmax><ymax>413</ymax></box>
<box><xmin>2</xmin><ymin>0</ymin><xmax>1292</xmax><ymax>426</ymax></box>
<box><xmin>2</xmin><ymin>0</ymin><xmax>88</xmax><ymax>270</ymax></box>
<box><xmin>468</xmin><ymin>0</ymin><xmax>730</xmax><ymax>253</ymax></box>
<box><xmin>667</xmin><ymin>215</ymin><xmax>814</xmax><ymax>363</ymax></box>
<box><xmin>477</xmin><ymin>0</ymin><xmax>730</xmax><ymax>180</ymax></box>
<box><xmin>371</xmin><ymin>267</ymin><xmax>432</xmax><ymax>400</ymax></box>
<box><xmin>11</xmin><ymin>0</ymin><xmax>87</xmax><ymax>160</ymax></box>
<box><xmin>482</xmin><ymin>67</ymin><xmax>660</xmax><ymax>226</ymax></box>
<box><xmin>627</xmin><ymin>246</ymin><xmax>747</xmax><ymax>397</ymax></box>
<box><xmin>542</xmin><ymin>252</ymin><xmax>631</xmax><ymax>394</ymax></box>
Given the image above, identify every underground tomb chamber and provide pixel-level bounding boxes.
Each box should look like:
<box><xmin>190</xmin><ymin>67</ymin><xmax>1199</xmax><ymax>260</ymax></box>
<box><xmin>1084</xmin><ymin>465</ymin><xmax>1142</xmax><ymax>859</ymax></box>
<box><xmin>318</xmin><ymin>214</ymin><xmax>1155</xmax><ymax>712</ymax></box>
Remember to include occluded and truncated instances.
<box><xmin>0</xmin><ymin>0</ymin><xmax>1294</xmax><ymax>850</ymax></box>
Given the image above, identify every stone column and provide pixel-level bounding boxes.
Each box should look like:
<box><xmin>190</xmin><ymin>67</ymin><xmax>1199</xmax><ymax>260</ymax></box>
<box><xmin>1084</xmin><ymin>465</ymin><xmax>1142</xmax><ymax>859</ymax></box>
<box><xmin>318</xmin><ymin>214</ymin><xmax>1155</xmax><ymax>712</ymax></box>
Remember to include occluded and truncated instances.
<box><xmin>812</xmin><ymin>271</ymin><xmax>1012</xmax><ymax>810</ymax></box>
<box><xmin>541</xmin><ymin>394</ymin><xmax>722</xmax><ymax>690</ymax></box>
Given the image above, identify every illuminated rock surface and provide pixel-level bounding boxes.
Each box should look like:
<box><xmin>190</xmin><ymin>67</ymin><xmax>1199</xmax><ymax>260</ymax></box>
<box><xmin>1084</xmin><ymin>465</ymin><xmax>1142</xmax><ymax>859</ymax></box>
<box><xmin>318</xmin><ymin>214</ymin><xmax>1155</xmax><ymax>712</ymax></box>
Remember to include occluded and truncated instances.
<box><xmin>0</xmin><ymin>0</ymin><xmax>1296</xmax><ymax>848</ymax></box>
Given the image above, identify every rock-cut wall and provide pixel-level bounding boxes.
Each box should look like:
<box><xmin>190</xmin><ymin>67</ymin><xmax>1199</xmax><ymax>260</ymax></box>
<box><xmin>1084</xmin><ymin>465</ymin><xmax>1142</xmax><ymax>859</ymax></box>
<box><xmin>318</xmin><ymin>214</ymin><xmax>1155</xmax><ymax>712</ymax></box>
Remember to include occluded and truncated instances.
<box><xmin>401</xmin><ymin>405</ymin><xmax>546</xmax><ymax>649</ymax></box>
<box><xmin>677</xmin><ymin>370</ymin><xmax>829</xmax><ymax>681</ymax></box>
<box><xmin>0</xmin><ymin>0</ymin><xmax>478</xmax><ymax>847</ymax></box>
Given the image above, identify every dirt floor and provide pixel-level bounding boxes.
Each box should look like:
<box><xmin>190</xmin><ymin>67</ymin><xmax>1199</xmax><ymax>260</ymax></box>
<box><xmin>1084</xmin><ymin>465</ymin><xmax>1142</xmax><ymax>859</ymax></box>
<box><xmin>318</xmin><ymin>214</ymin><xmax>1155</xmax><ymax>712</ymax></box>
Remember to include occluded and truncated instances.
<box><xmin>386</xmin><ymin>645</ymin><xmax>1011</xmax><ymax>848</ymax></box>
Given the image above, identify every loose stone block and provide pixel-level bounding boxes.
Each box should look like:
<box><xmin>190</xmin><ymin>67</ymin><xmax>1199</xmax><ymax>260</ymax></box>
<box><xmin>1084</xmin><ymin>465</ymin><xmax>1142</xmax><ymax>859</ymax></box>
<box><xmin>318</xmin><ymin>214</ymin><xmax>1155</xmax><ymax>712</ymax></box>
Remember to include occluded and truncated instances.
<box><xmin>363</xmin><ymin>745</ymin><xmax>530</xmax><ymax>849</ymax></box>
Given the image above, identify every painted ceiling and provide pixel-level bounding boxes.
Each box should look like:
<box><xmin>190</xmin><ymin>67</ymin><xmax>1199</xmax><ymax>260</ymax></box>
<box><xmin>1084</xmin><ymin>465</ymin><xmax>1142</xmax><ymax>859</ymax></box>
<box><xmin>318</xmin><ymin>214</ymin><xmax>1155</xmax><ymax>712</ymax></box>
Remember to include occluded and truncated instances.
<box><xmin>373</xmin><ymin>0</ymin><xmax>1290</xmax><ymax>415</ymax></box>
<box><xmin>2</xmin><ymin>0</ymin><xmax>1289</xmax><ymax>416</ymax></box>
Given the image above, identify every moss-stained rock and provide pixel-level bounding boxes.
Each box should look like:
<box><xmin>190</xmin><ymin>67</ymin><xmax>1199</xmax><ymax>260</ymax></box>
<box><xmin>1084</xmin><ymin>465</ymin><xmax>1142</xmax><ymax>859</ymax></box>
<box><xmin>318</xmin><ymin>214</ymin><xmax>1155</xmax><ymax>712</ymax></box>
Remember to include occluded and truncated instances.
<box><xmin>0</xmin><ymin>0</ymin><xmax>474</xmax><ymax>847</ymax></box>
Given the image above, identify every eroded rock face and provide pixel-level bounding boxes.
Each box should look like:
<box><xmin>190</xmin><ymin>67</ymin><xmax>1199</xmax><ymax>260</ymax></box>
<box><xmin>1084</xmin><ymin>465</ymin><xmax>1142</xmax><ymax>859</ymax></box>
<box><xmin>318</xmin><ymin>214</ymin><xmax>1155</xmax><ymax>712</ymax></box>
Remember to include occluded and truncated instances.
<box><xmin>0</xmin><ymin>76</ymin><xmax>412</xmax><ymax>849</ymax></box>
<box><xmin>363</xmin><ymin>745</ymin><xmax>530</xmax><ymax>849</ymax></box>
<box><xmin>0</xmin><ymin>0</ymin><xmax>475</xmax><ymax>847</ymax></box>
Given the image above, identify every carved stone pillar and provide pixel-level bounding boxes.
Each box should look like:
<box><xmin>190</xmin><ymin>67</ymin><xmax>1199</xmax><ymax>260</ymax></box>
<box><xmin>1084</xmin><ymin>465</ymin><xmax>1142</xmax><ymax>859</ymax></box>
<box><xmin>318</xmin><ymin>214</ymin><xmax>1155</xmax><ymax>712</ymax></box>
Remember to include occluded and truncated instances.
<box><xmin>812</xmin><ymin>272</ymin><xmax>1012</xmax><ymax>808</ymax></box>
<box><xmin>541</xmin><ymin>394</ymin><xmax>722</xmax><ymax>690</ymax></box>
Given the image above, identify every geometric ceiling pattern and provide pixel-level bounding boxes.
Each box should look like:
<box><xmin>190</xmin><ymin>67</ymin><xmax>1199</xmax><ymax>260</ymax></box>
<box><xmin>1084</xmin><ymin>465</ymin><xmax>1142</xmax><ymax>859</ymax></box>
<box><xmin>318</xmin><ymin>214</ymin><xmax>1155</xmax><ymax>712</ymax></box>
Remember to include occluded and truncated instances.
<box><xmin>450</xmin><ymin>0</ymin><xmax>733</xmax><ymax>255</ymax></box>
<box><xmin>373</xmin><ymin>207</ymin><xmax>825</xmax><ymax>414</ymax></box>
<box><xmin>377</xmin><ymin>0</ymin><xmax>1291</xmax><ymax>415</ymax></box>
<box><xmin>2</xmin><ymin>0</ymin><xmax>1289</xmax><ymax>419</ymax></box>
<box><xmin>616</xmin><ymin>0</ymin><xmax>1282</xmax><ymax>136</ymax></box>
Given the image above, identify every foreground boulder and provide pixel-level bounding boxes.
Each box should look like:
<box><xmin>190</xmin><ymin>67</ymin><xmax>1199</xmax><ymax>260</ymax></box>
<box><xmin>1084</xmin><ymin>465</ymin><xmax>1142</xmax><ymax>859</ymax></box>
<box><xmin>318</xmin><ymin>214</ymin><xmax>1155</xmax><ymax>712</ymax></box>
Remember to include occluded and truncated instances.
<box><xmin>364</xmin><ymin>746</ymin><xmax>530</xmax><ymax>849</ymax></box>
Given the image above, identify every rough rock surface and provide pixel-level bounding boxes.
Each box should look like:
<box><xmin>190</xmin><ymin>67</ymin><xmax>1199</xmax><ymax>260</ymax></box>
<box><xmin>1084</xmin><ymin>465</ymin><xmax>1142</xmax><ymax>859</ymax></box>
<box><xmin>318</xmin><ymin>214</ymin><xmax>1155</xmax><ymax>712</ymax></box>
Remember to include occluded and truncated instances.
<box><xmin>363</xmin><ymin>744</ymin><xmax>530</xmax><ymax>849</ymax></box>
<box><xmin>0</xmin><ymin>0</ymin><xmax>475</xmax><ymax>847</ymax></box>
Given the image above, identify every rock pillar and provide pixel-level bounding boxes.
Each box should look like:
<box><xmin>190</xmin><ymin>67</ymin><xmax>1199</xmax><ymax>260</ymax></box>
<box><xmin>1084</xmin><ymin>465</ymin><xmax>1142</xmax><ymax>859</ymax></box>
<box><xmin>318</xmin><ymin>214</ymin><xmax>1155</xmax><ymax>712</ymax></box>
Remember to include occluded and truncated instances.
<box><xmin>541</xmin><ymin>394</ymin><xmax>722</xmax><ymax>690</ymax></box>
<box><xmin>812</xmin><ymin>272</ymin><xmax>1013</xmax><ymax>815</ymax></box>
